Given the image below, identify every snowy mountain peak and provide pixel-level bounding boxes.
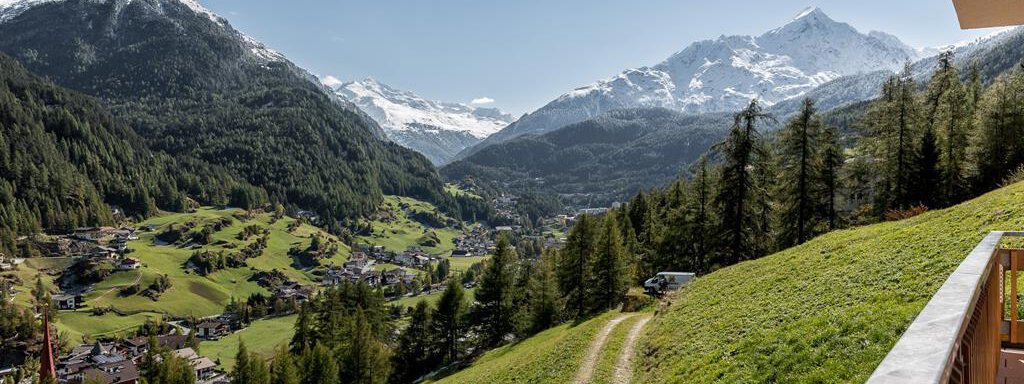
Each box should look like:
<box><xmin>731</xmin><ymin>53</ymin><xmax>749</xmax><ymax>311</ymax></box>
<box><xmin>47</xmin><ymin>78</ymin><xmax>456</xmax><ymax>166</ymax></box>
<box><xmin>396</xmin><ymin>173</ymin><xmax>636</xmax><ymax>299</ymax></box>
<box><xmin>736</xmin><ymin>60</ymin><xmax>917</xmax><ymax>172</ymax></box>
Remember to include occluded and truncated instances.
<box><xmin>0</xmin><ymin>0</ymin><xmax>285</xmax><ymax>63</ymax></box>
<box><xmin>792</xmin><ymin>6</ymin><xmax>825</xmax><ymax>22</ymax></box>
<box><xmin>468</xmin><ymin>7</ymin><xmax>922</xmax><ymax>153</ymax></box>
<box><xmin>334</xmin><ymin>78</ymin><xmax>513</xmax><ymax>164</ymax></box>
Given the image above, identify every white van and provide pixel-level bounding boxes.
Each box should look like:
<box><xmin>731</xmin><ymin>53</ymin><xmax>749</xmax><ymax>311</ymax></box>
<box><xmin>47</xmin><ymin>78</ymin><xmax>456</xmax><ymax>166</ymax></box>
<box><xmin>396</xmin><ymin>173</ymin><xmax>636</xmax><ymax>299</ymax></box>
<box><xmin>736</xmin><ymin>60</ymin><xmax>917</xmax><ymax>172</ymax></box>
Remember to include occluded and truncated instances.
<box><xmin>644</xmin><ymin>272</ymin><xmax>695</xmax><ymax>294</ymax></box>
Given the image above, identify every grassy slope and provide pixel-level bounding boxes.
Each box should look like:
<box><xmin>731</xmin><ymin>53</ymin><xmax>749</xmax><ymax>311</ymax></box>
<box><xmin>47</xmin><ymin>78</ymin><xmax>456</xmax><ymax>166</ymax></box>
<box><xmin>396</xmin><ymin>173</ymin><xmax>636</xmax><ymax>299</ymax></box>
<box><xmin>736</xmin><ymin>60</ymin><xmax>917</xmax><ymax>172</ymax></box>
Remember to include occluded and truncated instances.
<box><xmin>393</xmin><ymin>288</ymin><xmax>476</xmax><ymax>310</ymax></box>
<box><xmin>357</xmin><ymin>196</ymin><xmax>463</xmax><ymax>256</ymax></box>
<box><xmin>200</xmin><ymin>314</ymin><xmax>298</xmax><ymax>370</ymax></box>
<box><xmin>592</xmin><ymin>315</ymin><xmax>644</xmax><ymax>384</ymax></box>
<box><xmin>636</xmin><ymin>182</ymin><xmax>1024</xmax><ymax>383</ymax></box>
<box><xmin>50</xmin><ymin>207</ymin><xmax>347</xmax><ymax>341</ymax></box>
<box><xmin>356</xmin><ymin>195</ymin><xmax>490</xmax><ymax>275</ymax></box>
<box><xmin>435</xmin><ymin>311</ymin><xmax>622</xmax><ymax>384</ymax></box>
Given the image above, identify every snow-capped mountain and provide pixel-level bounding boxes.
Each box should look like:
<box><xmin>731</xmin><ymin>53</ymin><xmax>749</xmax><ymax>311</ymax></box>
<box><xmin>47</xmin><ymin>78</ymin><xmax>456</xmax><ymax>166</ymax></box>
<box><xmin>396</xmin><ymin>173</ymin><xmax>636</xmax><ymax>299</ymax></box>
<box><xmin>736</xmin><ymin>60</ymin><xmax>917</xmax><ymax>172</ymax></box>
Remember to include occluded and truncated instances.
<box><xmin>335</xmin><ymin>78</ymin><xmax>514</xmax><ymax>164</ymax></box>
<box><xmin>463</xmin><ymin>7</ymin><xmax>924</xmax><ymax>157</ymax></box>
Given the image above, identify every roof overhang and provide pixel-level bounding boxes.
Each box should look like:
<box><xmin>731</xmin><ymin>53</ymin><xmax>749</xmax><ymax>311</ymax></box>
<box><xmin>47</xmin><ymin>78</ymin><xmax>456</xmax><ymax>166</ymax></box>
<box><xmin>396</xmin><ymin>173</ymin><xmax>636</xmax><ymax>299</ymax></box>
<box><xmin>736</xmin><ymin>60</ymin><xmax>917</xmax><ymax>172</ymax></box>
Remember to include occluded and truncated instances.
<box><xmin>953</xmin><ymin>0</ymin><xmax>1024</xmax><ymax>29</ymax></box>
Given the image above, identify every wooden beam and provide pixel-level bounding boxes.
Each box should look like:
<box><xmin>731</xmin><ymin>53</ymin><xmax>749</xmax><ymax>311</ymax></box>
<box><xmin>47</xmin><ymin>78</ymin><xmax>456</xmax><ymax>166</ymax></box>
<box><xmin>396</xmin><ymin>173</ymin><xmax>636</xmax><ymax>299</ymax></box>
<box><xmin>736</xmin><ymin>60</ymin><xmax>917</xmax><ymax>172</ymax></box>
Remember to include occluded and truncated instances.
<box><xmin>952</xmin><ymin>0</ymin><xmax>1024</xmax><ymax>29</ymax></box>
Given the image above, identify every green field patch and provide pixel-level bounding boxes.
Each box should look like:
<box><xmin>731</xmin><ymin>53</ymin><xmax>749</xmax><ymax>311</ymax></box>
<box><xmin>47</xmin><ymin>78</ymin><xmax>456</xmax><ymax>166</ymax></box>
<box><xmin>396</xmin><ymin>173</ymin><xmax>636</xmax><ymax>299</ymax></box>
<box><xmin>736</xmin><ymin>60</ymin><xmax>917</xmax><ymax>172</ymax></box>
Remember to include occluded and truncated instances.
<box><xmin>634</xmin><ymin>181</ymin><xmax>1024</xmax><ymax>383</ymax></box>
<box><xmin>435</xmin><ymin>311</ymin><xmax>622</xmax><ymax>384</ymax></box>
<box><xmin>56</xmin><ymin>311</ymin><xmax>162</xmax><ymax>343</ymax></box>
<box><xmin>200</xmin><ymin>314</ymin><xmax>298</xmax><ymax>370</ymax></box>
<box><xmin>392</xmin><ymin>288</ymin><xmax>476</xmax><ymax>310</ymax></box>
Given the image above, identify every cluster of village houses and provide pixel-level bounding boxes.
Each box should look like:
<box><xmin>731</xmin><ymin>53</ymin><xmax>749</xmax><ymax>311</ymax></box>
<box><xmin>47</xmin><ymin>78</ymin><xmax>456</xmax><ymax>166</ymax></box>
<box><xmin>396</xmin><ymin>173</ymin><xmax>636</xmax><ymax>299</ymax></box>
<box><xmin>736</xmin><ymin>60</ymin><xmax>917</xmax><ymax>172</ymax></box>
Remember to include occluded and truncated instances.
<box><xmin>321</xmin><ymin>248</ymin><xmax>424</xmax><ymax>288</ymax></box>
<box><xmin>492</xmin><ymin>194</ymin><xmax>521</xmax><ymax>223</ymax></box>
<box><xmin>57</xmin><ymin>334</ymin><xmax>224</xmax><ymax>384</ymax></box>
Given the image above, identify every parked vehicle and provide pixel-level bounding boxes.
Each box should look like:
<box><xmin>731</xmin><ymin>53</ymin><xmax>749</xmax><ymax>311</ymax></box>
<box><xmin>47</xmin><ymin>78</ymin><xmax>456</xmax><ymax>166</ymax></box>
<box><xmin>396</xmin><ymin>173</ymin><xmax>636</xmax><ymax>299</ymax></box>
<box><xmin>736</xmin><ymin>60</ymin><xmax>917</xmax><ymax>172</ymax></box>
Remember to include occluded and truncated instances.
<box><xmin>644</xmin><ymin>272</ymin><xmax>695</xmax><ymax>294</ymax></box>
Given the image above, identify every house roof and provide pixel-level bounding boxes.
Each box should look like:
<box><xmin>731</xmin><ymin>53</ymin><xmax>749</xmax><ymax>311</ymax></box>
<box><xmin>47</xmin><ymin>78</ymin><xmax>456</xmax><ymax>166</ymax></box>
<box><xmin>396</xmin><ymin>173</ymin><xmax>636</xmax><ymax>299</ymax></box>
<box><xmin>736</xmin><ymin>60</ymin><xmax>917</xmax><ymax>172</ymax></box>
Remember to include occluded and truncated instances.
<box><xmin>952</xmin><ymin>0</ymin><xmax>1024</xmax><ymax>28</ymax></box>
<box><xmin>82</xmin><ymin>359</ymin><xmax>139</xmax><ymax>384</ymax></box>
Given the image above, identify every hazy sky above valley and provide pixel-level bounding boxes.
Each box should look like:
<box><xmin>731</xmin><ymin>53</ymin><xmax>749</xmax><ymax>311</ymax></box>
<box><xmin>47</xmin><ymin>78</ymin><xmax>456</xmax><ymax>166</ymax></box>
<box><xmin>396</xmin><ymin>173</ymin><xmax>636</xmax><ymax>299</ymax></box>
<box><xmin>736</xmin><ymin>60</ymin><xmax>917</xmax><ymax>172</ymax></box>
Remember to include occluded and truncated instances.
<box><xmin>201</xmin><ymin>0</ymin><xmax>1004</xmax><ymax>115</ymax></box>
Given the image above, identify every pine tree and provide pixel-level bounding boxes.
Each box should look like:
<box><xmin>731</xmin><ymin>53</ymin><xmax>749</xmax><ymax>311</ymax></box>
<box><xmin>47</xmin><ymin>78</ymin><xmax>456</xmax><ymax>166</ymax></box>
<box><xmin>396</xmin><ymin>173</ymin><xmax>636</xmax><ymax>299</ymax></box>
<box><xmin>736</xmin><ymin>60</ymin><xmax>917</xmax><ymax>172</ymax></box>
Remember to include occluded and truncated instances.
<box><xmin>557</xmin><ymin>214</ymin><xmax>597</xmax><ymax>318</ymax></box>
<box><xmin>972</xmin><ymin>67</ymin><xmax>1024</xmax><ymax>189</ymax></box>
<box><xmin>914</xmin><ymin>128</ymin><xmax>941</xmax><ymax>208</ymax></box>
<box><xmin>923</xmin><ymin>51</ymin><xmax>969</xmax><ymax>205</ymax></box>
<box><xmin>474</xmin><ymin>235</ymin><xmax>518</xmax><ymax>346</ymax></box>
<box><xmin>232</xmin><ymin>342</ymin><xmax>270</xmax><ymax>384</ymax></box>
<box><xmin>690</xmin><ymin>157</ymin><xmax>714</xmax><ymax>271</ymax></box>
<box><xmin>776</xmin><ymin>98</ymin><xmax>823</xmax><ymax>247</ymax></box>
<box><xmin>864</xmin><ymin>64</ymin><xmax>921</xmax><ymax>211</ymax></box>
<box><xmin>269</xmin><ymin>345</ymin><xmax>299</xmax><ymax>384</ymax></box>
<box><xmin>588</xmin><ymin>212</ymin><xmax>630</xmax><ymax>313</ymax></box>
<box><xmin>340</xmin><ymin>308</ymin><xmax>390</xmax><ymax>384</ymax></box>
<box><xmin>817</xmin><ymin>123</ymin><xmax>843</xmax><ymax>231</ymax></box>
<box><xmin>714</xmin><ymin>99</ymin><xmax>773</xmax><ymax>264</ymax></box>
<box><xmin>527</xmin><ymin>249</ymin><xmax>562</xmax><ymax>333</ymax></box>
<box><xmin>391</xmin><ymin>301</ymin><xmax>436</xmax><ymax>383</ymax></box>
<box><xmin>431</xmin><ymin>279</ymin><xmax>466</xmax><ymax>364</ymax></box>
<box><xmin>289</xmin><ymin>302</ymin><xmax>313</xmax><ymax>354</ymax></box>
<box><xmin>300</xmin><ymin>344</ymin><xmax>338</xmax><ymax>384</ymax></box>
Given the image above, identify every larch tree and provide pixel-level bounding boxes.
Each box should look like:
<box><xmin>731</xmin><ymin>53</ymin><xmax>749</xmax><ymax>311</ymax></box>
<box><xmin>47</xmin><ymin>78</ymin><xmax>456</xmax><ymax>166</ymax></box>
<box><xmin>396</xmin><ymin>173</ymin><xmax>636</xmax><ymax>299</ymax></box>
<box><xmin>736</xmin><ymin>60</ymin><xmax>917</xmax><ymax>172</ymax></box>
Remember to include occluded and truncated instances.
<box><xmin>817</xmin><ymin>123</ymin><xmax>844</xmax><ymax>231</ymax></box>
<box><xmin>588</xmin><ymin>211</ymin><xmax>630</xmax><ymax>313</ymax></box>
<box><xmin>474</xmin><ymin>234</ymin><xmax>518</xmax><ymax>346</ymax></box>
<box><xmin>775</xmin><ymin>98</ymin><xmax>823</xmax><ymax>247</ymax></box>
<box><xmin>713</xmin><ymin>99</ymin><xmax>774</xmax><ymax>264</ymax></box>
<box><xmin>391</xmin><ymin>301</ymin><xmax>435</xmax><ymax>383</ymax></box>
<box><xmin>431</xmin><ymin>279</ymin><xmax>466</xmax><ymax>364</ymax></box>
<box><xmin>528</xmin><ymin>248</ymin><xmax>562</xmax><ymax>333</ymax></box>
<box><xmin>557</xmin><ymin>214</ymin><xmax>597</xmax><ymax>318</ymax></box>
<box><xmin>339</xmin><ymin>308</ymin><xmax>391</xmax><ymax>384</ymax></box>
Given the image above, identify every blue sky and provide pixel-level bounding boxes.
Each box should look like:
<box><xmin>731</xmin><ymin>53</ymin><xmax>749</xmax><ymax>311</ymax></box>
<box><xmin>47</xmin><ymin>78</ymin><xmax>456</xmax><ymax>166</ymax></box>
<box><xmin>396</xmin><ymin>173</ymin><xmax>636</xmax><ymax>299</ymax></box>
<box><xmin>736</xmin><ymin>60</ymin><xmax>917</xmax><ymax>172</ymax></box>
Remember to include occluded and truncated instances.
<box><xmin>201</xmin><ymin>0</ymin><xmax>1002</xmax><ymax>115</ymax></box>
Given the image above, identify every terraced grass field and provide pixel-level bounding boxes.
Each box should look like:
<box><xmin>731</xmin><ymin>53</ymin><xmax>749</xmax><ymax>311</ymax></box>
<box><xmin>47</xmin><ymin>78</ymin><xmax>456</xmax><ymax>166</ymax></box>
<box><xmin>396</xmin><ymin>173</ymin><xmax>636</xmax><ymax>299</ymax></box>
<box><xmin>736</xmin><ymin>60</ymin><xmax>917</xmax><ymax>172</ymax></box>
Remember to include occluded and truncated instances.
<box><xmin>357</xmin><ymin>196</ymin><xmax>463</xmax><ymax>256</ymax></box>
<box><xmin>634</xmin><ymin>181</ymin><xmax>1024</xmax><ymax>383</ymax></box>
<box><xmin>356</xmin><ymin>195</ymin><xmax>489</xmax><ymax>273</ymax></box>
<box><xmin>46</xmin><ymin>207</ymin><xmax>348</xmax><ymax>342</ymax></box>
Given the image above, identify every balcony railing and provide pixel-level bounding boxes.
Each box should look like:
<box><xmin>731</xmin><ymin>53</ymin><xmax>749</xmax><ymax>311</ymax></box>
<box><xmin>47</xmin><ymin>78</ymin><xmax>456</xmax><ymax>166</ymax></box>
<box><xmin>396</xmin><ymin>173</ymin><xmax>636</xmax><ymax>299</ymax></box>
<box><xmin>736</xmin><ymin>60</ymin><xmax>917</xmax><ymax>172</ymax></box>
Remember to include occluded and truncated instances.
<box><xmin>868</xmin><ymin>231</ymin><xmax>1024</xmax><ymax>383</ymax></box>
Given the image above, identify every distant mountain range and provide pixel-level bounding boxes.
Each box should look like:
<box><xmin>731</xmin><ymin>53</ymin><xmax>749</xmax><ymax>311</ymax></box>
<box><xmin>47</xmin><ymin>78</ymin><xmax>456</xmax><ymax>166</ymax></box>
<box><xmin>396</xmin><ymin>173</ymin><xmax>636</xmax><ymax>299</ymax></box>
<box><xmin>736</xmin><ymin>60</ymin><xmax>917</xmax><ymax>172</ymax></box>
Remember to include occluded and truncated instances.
<box><xmin>456</xmin><ymin>7</ymin><xmax>926</xmax><ymax>159</ymax></box>
<box><xmin>446</xmin><ymin>25</ymin><xmax>1024</xmax><ymax>207</ymax></box>
<box><xmin>334</xmin><ymin>78</ymin><xmax>514</xmax><ymax>164</ymax></box>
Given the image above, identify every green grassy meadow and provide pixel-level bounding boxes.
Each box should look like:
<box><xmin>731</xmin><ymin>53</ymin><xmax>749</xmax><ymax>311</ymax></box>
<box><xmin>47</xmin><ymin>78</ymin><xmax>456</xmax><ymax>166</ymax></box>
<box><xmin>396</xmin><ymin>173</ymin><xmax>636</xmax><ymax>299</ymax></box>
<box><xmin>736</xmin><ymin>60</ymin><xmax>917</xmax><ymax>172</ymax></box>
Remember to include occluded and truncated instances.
<box><xmin>634</xmin><ymin>181</ymin><xmax>1024</xmax><ymax>383</ymax></box>
<box><xmin>434</xmin><ymin>311</ymin><xmax>623</xmax><ymax>384</ymax></box>
<box><xmin>200</xmin><ymin>314</ymin><xmax>298</xmax><ymax>370</ymax></box>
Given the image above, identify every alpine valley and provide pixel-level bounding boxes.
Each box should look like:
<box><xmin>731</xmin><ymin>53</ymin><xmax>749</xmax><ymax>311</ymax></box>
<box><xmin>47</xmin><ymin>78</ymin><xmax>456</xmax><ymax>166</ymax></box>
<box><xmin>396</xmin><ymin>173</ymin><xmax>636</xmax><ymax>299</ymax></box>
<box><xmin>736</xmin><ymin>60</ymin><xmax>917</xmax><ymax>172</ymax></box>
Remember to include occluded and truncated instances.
<box><xmin>6</xmin><ymin>2</ymin><xmax>1024</xmax><ymax>384</ymax></box>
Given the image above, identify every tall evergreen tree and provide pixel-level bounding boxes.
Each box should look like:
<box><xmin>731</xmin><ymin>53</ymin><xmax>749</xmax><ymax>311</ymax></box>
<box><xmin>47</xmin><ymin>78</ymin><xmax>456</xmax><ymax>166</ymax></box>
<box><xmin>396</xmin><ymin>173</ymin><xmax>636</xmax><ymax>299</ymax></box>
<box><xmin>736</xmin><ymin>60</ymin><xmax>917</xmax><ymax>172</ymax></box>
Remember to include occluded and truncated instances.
<box><xmin>340</xmin><ymin>308</ymin><xmax>391</xmax><ymax>384</ymax></box>
<box><xmin>690</xmin><ymin>158</ymin><xmax>715</xmax><ymax>271</ymax></box>
<box><xmin>817</xmin><ymin>124</ymin><xmax>844</xmax><ymax>230</ymax></box>
<box><xmin>776</xmin><ymin>98</ymin><xmax>823</xmax><ymax>247</ymax></box>
<box><xmin>232</xmin><ymin>342</ymin><xmax>270</xmax><ymax>384</ymax></box>
<box><xmin>289</xmin><ymin>302</ymin><xmax>313</xmax><ymax>354</ymax></box>
<box><xmin>527</xmin><ymin>249</ymin><xmax>562</xmax><ymax>333</ymax></box>
<box><xmin>557</xmin><ymin>214</ymin><xmax>597</xmax><ymax>318</ymax></box>
<box><xmin>269</xmin><ymin>345</ymin><xmax>299</xmax><ymax>384</ymax></box>
<box><xmin>923</xmin><ymin>51</ymin><xmax>970</xmax><ymax>205</ymax></box>
<box><xmin>914</xmin><ymin>128</ymin><xmax>942</xmax><ymax>207</ymax></box>
<box><xmin>588</xmin><ymin>212</ymin><xmax>630</xmax><ymax>313</ymax></box>
<box><xmin>300</xmin><ymin>344</ymin><xmax>339</xmax><ymax>384</ymax></box>
<box><xmin>391</xmin><ymin>301</ymin><xmax>436</xmax><ymax>383</ymax></box>
<box><xmin>431</xmin><ymin>279</ymin><xmax>466</xmax><ymax>364</ymax></box>
<box><xmin>474</xmin><ymin>235</ymin><xmax>518</xmax><ymax>346</ymax></box>
<box><xmin>713</xmin><ymin>99</ymin><xmax>773</xmax><ymax>264</ymax></box>
<box><xmin>863</xmin><ymin>64</ymin><xmax>921</xmax><ymax>211</ymax></box>
<box><xmin>972</xmin><ymin>67</ymin><xmax>1024</xmax><ymax>189</ymax></box>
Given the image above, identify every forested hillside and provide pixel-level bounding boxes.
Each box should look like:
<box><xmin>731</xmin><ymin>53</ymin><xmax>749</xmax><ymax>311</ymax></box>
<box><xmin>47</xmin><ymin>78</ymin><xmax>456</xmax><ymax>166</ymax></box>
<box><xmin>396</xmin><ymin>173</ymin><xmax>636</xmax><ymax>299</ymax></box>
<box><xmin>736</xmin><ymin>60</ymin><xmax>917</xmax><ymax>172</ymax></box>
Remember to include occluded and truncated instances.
<box><xmin>443</xmin><ymin>109</ymin><xmax>733</xmax><ymax>207</ymax></box>
<box><xmin>0</xmin><ymin>0</ymin><xmax>459</xmax><ymax>229</ymax></box>
<box><xmin>0</xmin><ymin>53</ymin><xmax>246</xmax><ymax>255</ymax></box>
